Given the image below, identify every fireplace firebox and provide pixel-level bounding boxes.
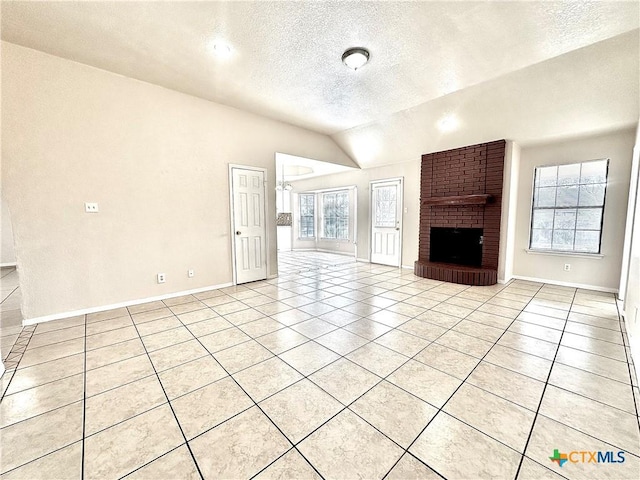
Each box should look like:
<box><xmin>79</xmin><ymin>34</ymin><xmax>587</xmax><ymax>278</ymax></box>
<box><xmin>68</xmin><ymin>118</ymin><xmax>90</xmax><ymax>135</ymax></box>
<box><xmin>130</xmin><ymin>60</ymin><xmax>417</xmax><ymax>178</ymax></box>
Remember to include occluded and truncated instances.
<box><xmin>430</xmin><ymin>227</ymin><xmax>483</xmax><ymax>267</ymax></box>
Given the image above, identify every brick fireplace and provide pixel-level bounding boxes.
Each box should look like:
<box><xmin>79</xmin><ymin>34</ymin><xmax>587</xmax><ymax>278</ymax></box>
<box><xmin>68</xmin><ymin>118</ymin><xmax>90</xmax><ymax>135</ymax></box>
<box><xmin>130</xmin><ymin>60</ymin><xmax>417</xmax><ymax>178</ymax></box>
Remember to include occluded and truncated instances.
<box><xmin>414</xmin><ymin>140</ymin><xmax>506</xmax><ymax>286</ymax></box>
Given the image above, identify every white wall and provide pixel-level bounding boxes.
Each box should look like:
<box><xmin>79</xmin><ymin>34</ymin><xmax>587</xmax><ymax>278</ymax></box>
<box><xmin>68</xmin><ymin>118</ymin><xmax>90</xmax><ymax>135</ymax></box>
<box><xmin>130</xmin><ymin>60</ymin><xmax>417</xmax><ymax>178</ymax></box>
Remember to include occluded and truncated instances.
<box><xmin>498</xmin><ymin>141</ymin><xmax>520</xmax><ymax>283</ymax></box>
<box><xmin>275</xmin><ymin>189</ymin><xmax>291</xmax><ymax>215</ymax></box>
<box><xmin>622</xmin><ymin>124</ymin><xmax>640</xmax><ymax>375</ymax></box>
<box><xmin>620</xmin><ymin>125</ymin><xmax>640</xmax><ymax>302</ymax></box>
<box><xmin>513</xmin><ymin>128</ymin><xmax>636</xmax><ymax>291</ymax></box>
<box><xmin>1</xmin><ymin>197</ymin><xmax>17</xmax><ymax>266</ymax></box>
<box><xmin>1</xmin><ymin>42</ymin><xmax>356</xmax><ymax>320</ymax></box>
<box><xmin>290</xmin><ymin>161</ymin><xmax>421</xmax><ymax>267</ymax></box>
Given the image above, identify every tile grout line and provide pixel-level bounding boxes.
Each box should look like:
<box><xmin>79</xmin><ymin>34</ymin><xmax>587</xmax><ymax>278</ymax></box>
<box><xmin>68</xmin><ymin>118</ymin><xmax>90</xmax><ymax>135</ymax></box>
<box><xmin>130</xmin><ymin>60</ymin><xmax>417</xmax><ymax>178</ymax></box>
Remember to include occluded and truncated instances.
<box><xmin>251</xmin><ymin>280</ymin><xmax>527</xmax><ymax>478</ymax></box>
<box><xmin>261</xmin><ymin>280</ymin><xmax>498</xmax><ymax>377</ymax></box>
<box><xmin>512</xmin><ymin>287</ymin><xmax>577</xmax><ymax>480</ymax></box>
<box><xmin>539</xmin><ymin>382</ymin><xmax>639</xmax><ymax>416</ymax></box>
<box><xmin>0</xmin><ymin>266</ymin><xmax>18</xmax><ymax>279</ymax></box>
<box><xmin>0</xmin><ymin>434</ymin><xmax>83</xmax><ymax>476</ymax></box>
<box><xmin>0</xmin><ymin>285</ymin><xmax>19</xmax><ymax>304</ymax></box>
<box><xmin>118</xmin><ymin>444</ymin><xmax>186</xmax><ymax>479</ymax></box>
<box><xmin>0</xmin><ymin>324</ymin><xmax>38</xmax><ymax>403</ymax></box>
<box><xmin>526</xmin><ymin>297</ymin><xmax>640</xmax><ymax>457</ymax></box>
<box><xmin>485</xmin><ymin>331</ymin><xmax>627</xmax><ymax>366</ymax></box>
<box><xmin>379</xmin><ymin>280</ymin><xmax>547</xmax><ymax>480</ymax></box>
<box><xmin>243</xmin><ymin>293</ymin><xmax>417</xmax><ymax>476</ymax></box>
<box><xmin>614</xmin><ymin>298</ymin><xmax>640</xmax><ymax>431</ymax></box>
<box><xmin>124</xmin><ymin>306</ymin><xmax>206</xmax><ymax>480</ymax></box>
<box><xmin>4</xmin><ymin>259</ymin><xmax>632</xmax><ymax>478</ymax></box>
<box><xmin>170</xmin><ymin>308</ymin><xmax>328</xmax><ymax>480</ymax></box>
<box><xmin>2</xmin><ymin>262</ymin><xmax>443</xmax><ymax>474</ymax></box>
<box><xmin>81</xmin><ymin>314</ymin><xmax>87</xmax><ymax>480</ymax></box>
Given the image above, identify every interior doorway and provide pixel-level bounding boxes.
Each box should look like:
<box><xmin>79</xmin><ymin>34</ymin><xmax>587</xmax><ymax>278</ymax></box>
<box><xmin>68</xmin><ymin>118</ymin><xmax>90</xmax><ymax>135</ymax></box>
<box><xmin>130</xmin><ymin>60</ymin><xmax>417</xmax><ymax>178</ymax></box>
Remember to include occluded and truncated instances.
<box><xmin>275</xmin><ymin>153</ymin><xmax>358</xmax><ymax>272</ymax></box>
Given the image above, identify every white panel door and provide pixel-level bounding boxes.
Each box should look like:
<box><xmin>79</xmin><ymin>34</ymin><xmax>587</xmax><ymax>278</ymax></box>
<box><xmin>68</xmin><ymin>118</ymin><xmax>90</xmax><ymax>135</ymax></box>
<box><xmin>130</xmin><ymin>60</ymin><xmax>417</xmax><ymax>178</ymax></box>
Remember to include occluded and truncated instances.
<box><xmin>370</xmin><ymin>178</ymin><xmax>403</xmax><ymax>267</ymax></box>
<box><xmin>231</xmin><ymin>167</ymin><xmax>267</xmax><ymax>284</ymax></box>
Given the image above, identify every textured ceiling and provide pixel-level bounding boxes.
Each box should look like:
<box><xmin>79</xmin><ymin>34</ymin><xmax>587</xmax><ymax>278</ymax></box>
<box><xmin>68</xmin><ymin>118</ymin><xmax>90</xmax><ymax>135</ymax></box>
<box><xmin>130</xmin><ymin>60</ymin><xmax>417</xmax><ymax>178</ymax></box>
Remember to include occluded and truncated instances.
<box><xmin>335</xmin><ymin>30</ymin><xmax>640</xmax><ymax>168</ymax></box>
<box><xmin>2</xmin><ymin>1</ymin><xmax>639</xmax><ymax>169</ymax></box>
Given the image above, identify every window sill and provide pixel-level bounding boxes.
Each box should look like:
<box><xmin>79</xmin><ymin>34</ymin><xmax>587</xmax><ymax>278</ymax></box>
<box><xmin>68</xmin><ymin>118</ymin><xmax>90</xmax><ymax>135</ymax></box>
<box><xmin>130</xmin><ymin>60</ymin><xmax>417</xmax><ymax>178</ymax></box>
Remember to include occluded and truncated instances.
<box><xmin>297</xmin><ymin>237</ymin><xmax>316</xmax><ymax>241</ymax></box>
<box><xmin>319</xmin><ymin>238</ymin><xmax>351</xmax><ymax>243</ymax></box>
<box><xmin>525</xmin><ymin>249</ymin><xmax>604</xmax><ymax>259</ymax></box>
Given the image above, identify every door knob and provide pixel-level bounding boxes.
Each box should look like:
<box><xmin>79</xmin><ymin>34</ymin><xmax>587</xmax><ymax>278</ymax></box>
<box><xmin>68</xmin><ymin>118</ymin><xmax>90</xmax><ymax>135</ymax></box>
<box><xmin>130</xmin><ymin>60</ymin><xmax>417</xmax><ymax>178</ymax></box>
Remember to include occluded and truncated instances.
<box><xmin>236</xmin><ymin>231</ymin><xmax>242</xmax><ymax>235</ymax></box>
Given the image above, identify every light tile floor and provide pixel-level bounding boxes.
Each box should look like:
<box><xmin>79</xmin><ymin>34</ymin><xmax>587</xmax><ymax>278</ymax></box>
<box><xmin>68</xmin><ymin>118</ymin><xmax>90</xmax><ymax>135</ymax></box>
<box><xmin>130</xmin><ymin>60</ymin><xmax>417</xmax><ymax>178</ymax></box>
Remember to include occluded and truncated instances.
<box><xmin>1</xmin><ymin>266</ymin><xmax>24</xmax><ymax>369</ymax></box>
<box><xmin>276</xmin><ymin>250</ymin><xmax>356</xmax><ymax>275</ymax></box>
<box><xmin>1</xmin><ymin>252</ymin><xmax>639</xmax><ymax>479</ymax></box>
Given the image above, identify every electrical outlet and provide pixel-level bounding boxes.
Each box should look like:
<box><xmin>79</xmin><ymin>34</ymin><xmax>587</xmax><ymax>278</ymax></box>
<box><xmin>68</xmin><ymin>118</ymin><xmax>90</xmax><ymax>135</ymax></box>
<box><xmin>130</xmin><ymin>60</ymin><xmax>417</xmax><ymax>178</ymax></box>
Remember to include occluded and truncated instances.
<box><xmin>157</xmin><ymin>273</ymin><xmax>166</xmax><ymax>284</ymax></box>
<box><xmin>564</xmin><ymin>264</ymin><xmax>571</xmax><ymax>272</ymax></box>
<box><xmin>85</xmin><ymin>202</ymin><xmax>99</xmax><ymax>213</ymax></box>
<box><xmin>188</xmin><ymin>269</ymin><xmax>194</xmax><ymax>278</ymax></box>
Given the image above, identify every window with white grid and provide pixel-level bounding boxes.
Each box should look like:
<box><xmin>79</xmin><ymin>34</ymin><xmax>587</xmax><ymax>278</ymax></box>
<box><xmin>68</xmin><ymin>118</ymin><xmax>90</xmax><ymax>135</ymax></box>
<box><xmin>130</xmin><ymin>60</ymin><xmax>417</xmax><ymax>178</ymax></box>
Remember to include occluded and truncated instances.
<box><xmin>530</xmin><ymin>159</ymin><xmax>608</xmax><ymax>253</ymax></box>
<box><xmin>299</xmin><ymin>193</ymin><xmax>315</xmax><ymax>238</ymax></box>
<box><xmin>322</xmin><ymin>191</ymin><xmax>349</xmax><ymax>240</ymax></box>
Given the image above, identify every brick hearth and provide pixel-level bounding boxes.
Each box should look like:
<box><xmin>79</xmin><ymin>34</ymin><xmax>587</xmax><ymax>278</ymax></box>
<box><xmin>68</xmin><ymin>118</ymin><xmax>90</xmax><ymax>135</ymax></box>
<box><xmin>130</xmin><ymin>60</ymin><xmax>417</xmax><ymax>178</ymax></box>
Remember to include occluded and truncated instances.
<box><xmin>415</xmin><ymin>140</ymin><xmax>506</xmax><ymax>286</ymax></box>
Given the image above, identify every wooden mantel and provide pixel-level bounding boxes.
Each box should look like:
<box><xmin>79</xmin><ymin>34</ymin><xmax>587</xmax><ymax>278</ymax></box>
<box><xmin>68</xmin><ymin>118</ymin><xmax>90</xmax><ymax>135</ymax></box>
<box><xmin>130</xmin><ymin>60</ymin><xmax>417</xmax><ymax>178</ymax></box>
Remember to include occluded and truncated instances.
<box><xmin>422</xmin><ymin>194</ymin><xmax>493</xmax><ymax>207</ymax></box>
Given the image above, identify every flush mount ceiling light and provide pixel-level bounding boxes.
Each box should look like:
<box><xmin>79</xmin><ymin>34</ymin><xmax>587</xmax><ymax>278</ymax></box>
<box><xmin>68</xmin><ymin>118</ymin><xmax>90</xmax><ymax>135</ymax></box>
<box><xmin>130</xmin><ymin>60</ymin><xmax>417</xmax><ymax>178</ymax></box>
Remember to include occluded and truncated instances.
<box><xmin>342</xmin><ymin>47</ymin><xmax>370</xmax><ymax>70</ymax></box>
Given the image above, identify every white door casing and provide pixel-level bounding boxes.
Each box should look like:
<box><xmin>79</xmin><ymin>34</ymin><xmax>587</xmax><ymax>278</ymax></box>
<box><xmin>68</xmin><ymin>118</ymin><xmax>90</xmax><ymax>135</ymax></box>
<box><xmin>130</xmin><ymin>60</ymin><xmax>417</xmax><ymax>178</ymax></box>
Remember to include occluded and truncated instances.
<box><xmin>230</xmin><ymin>166</ymin><xmax>267</xmax><ymax>284</ymax></box>
<box><xmin>370</xmin><ymin>178</ymin><xmax>403</xmax><ymax>267</ymax></box>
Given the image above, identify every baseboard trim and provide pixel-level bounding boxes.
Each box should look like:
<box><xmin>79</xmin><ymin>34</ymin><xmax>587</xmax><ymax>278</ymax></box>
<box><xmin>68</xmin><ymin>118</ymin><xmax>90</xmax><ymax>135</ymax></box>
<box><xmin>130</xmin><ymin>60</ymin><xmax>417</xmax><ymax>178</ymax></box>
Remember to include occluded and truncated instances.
<box><xmin>314</xmin><ymin>249</ymin><xmax>356</xmax><ymax>257</ymax></box>
<box><xmin>510</xmin><ymin>275</ymin><xmax>618</xmax><ymax>293</ymax></box>
<box><xmin>22</xmin><ymin>282</ymin><xmax>234</xmax><ymax>326</ymax></box>
<box><xmin>290</xmin><ymin>248</ymin><xmax>356</xmax><ymax>259</ymax></box>
<box><xmin>0</xmin><ymin>262</ymin><xmax>17</xmax><ymax>268</ymax></box>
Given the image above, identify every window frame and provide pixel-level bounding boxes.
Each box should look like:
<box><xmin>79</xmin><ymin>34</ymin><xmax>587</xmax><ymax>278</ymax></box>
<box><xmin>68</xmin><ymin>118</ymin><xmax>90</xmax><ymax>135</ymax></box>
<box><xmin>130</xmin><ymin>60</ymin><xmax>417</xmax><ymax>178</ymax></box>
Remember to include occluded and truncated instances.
<box><xmin>528</xmin><ymin>158</ymin><xmax>609</xmax><ymax>255</ymax></box>
<box><xmin>298</xmin><ymin>193</ymin><xmax>316</xmax><ymax>239</ymax></box>
<box><xmin>321</xmin><ymin>190</ymin><xmax>350</xmax><ymax>241</ymax></box>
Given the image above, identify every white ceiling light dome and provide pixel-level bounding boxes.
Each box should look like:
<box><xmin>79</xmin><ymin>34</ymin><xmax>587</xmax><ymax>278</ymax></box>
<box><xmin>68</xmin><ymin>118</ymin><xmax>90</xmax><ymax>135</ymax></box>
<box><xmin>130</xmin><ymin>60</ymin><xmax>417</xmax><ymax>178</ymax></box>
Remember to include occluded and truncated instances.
<box><xmin>342</xmin><ymin>47</ymin><xmax>370</xmax><ymax>70</ymax></box>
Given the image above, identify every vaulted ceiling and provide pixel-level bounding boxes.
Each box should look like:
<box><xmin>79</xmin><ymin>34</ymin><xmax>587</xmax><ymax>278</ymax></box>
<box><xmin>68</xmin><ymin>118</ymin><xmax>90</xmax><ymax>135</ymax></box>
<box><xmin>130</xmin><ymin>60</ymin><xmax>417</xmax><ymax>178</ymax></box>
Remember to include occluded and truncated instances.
<box><xmin>2</xmin><ymin>1</ymin><xmax>639</xmax><ymax>169</ymax></box>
